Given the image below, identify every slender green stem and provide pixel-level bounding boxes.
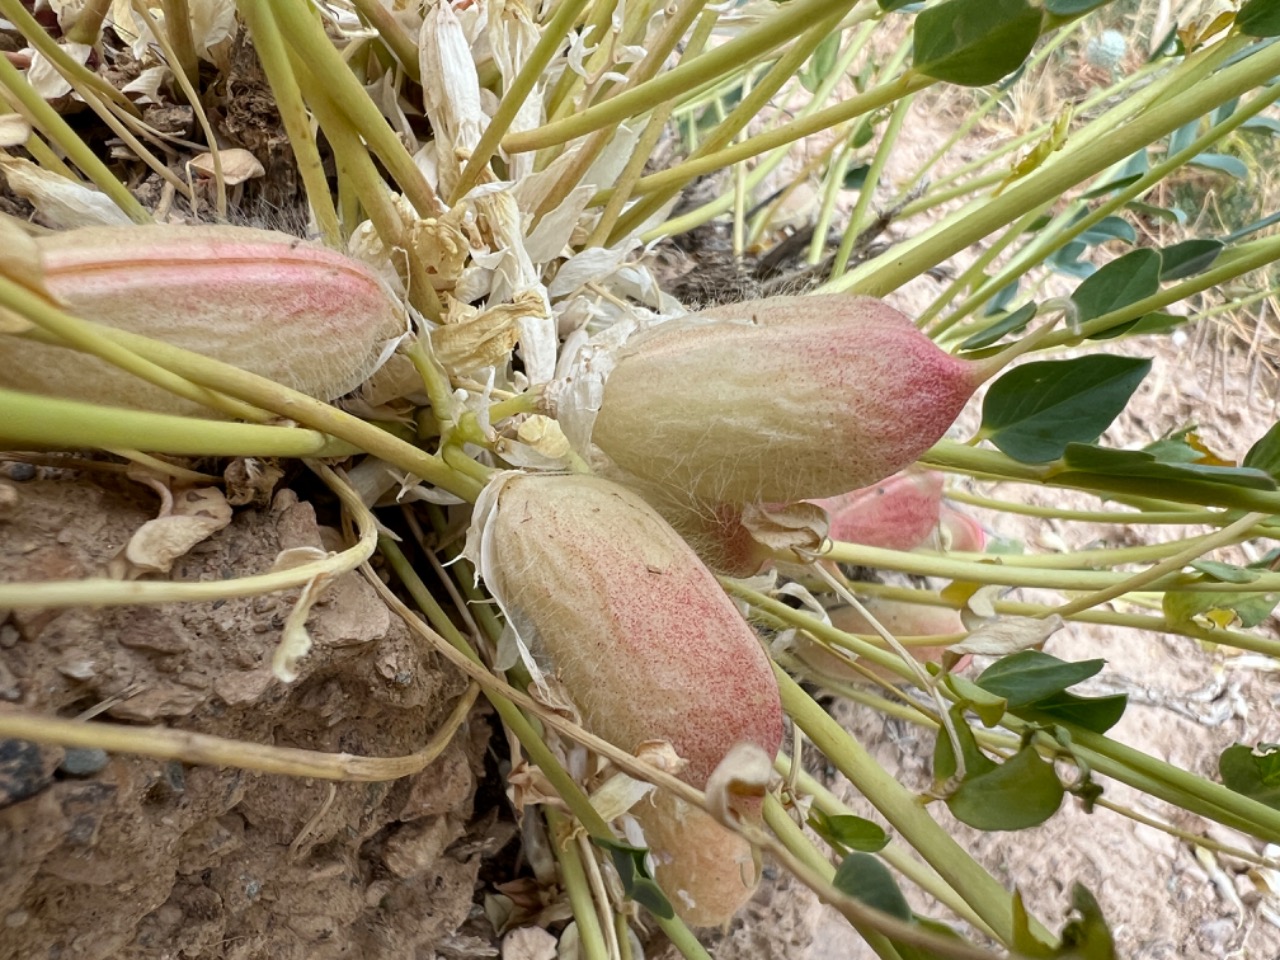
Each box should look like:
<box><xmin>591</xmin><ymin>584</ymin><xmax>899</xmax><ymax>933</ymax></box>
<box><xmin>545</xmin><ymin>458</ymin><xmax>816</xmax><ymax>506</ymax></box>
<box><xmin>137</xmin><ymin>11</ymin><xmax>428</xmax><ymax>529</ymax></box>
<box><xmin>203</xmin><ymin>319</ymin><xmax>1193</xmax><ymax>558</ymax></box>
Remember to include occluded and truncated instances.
<box><xmin>6</xmin><ymin>277</ymin><xmax>269</xmax><ymax>422</ymax></box>
<box><xmin>453</xmin><ymin>0</ymin><xmax>595</xmax><ymax>200</ymax></box>
<box><xmin>609</xmin><ymin>4</ymin><xmax>858</xmax><ymax>244</ymax></box>
<box><xmin>64</xmin><ymin>0</ymin><xmax>113</xmax><ymax>43</ymax></box>
<box><xmin>763</xmin><ymin>796</ymin><xmax>905</xmax><ymax>960</ymax></box>
<box><xmin>270</xmin><ymin>0</ymin><xmax>439</xmax><ymax>218</ymax></box>
<box><xmin>921</xmin><ymin>440</ymin><xmax>1280</xmax><ymax>516</ymax></box>
<box><xmin>0</xmin><ymin>387</ymin><xmax>355</xmax><ymax>459</ymax></box>
<box><xmin>503</xmin><ymin>0</ymin><xmax>864</xmax><ymax>154</ymax></box>
<box><xmin>545</xmin><ymin>808</ymin><xmax>611</xmax><ymax>960</ymax></box>
<box><xmin>88</xmin><ymin>324</ymin><xmax>483</xmax><ymax>501</ymax></box>
<box><xmin>776</xmin><ymin>667</ymin><xmax>1047</xmax><ymax>945</ymax></box>
<box><xmin>831</xmin><ymin>92</ymin><xmax>912</xmax><ymax>280</ymax></box>
<box><xmin>833</xmin><ymin>35</ymin><xmax>1274</xmax><ymax>296</ymax></box>
<box><xmin>941</xmin><ymin>80</ymin><xmax>1280</xmax><ymax>332</ymax></box>
<box><xmin>543</xmin><ymin>0</ymin><xmax>619</xmax><ymax>123</ymax></box>
<box><xmin>160</xmin><ymin>0</ymin><xmax>200</xmax><ymax>88</ymax></box>
<box><xmin>0</xmin><ymin>0</ymin><xmax>137</xmax><ymax>114</ymax></box>
<box><xmin>0</xmin><ymin>54</ymin><xmax>149</xmax><ymax>223</ymax></box>
<box><xmin>350</xmin><ymin>0</ymin><xmax>422</xmax><ymax>82</ymax></box>
<box><xmin>239</xmin><ymin>1</ymin><xmax>342</xmax><ymax>246</ymax></box>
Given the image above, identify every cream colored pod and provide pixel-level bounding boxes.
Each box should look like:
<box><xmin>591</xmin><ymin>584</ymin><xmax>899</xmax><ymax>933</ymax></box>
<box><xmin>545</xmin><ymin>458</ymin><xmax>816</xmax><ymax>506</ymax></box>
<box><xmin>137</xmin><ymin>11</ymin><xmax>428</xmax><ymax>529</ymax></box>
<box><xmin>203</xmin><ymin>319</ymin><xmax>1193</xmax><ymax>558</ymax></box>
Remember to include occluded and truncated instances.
<box><xmin>0</xmin><ymin>224</ymin><xmax>406</xmax><ymax>415</ymax></box>
<box><xmin>465</xmin><ymin>472</ymin><xmax>784</xmax><ymax>925</ymax></box>
<box><xmin>589</xmin><ymin>295</ymin><xmax>991</xmax><ymax>504</ymax></box>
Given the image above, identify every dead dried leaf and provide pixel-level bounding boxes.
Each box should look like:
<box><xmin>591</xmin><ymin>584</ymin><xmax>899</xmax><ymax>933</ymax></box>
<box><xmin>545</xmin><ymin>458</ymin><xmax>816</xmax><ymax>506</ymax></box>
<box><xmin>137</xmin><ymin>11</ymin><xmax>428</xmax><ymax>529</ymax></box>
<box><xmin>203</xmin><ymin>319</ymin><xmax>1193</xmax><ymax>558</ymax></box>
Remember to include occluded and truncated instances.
<box><xmin>0</xmin><ymin>114</ymin><xmax>31</xmax><ymax>148</ymax></box>
<box><xmin>950</xmin><ymin>615</ymin><xmax>1064</xmax><ymax>655</ymax></box>
<box><xmin>705</xmin><ymin>741</ymin><xmax>773</xmax><ymax>827</ymax></box>
<box><xmin>188</xmin><ymin>148</ymin><xmax>264</xmax><ymax>184</ymax></box>
<box><xmin>124</xmin><ymin>486</ymin><xmax>232</xmax><ymax>574</ymax></box>
<box><xmin>740</xmin><ymin>501</ymin><xmax>828</xmax><ymax>558</ymax></box>
<box><xmin>502</xmin><ymin>926</ymin><xmax>557</xmax><ymax>960</ymax></box>
<box><xmin>0</xmin><ymin>155</ymin><xmax>132</xmax><ymax>228</ymax></box>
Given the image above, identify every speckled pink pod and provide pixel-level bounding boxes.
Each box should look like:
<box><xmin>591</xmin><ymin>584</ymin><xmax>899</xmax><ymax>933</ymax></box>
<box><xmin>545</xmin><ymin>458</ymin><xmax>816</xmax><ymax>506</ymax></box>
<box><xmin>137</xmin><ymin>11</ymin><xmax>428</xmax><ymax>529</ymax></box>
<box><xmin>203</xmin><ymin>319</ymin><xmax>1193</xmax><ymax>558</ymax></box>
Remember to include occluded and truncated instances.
<box><xmin>1</xmin><ymin>224</ymin><xmax>404</xmax><ymax>415</ymax></box>
<box><xmin>813</xmin><ymin>470</ymin><xmax>945</xmax><ymax>551</ymax></box>
<box><xmin>488</xmin><ymin>473</ymin><xmax>782</xmax><ymax>793</ymax></box>
<box><xmin>484</xmin><ymin>473</ymin><xmax>782</xmax><ymax>924</ymax></box>
<box><xmin>592</xmin><ymin>295</ymin><xmax>983</xmax><ymax>504</ymax></box>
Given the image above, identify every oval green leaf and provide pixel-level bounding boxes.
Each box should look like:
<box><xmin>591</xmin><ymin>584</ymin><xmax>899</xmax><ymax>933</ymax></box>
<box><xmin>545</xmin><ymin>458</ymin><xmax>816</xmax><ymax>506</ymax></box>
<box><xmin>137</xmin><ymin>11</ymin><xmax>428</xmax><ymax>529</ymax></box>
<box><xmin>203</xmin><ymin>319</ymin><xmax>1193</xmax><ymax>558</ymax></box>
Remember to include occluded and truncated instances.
<box><xmin>1220</xmin><ymin>743</ymin><xmax>1280</xmax><ymax>809</ymax></box>
<box><xmin>808</xmin><ymin>810</ymin><xmax>890</xmax><ymax>853</ymax></box>
<box><xmin>913</xmin><ymin>0</ymin><xmax>1042</xmax><ymax>86</ymax></box>
<box><xmin>976</xmin><ymin>650</ymin><xmax>1104</xmax><ymax>706</ymax></box>
<box><xmin>960</xmin><ymin>302</ymin><xmax>1037</xmax><ymax>350</ymax></box>
<box><xmin>1159</xmin><ymin>238</ymin><xmax>1223</xmax><ymax>280</ymax></box>
<box><xmin>1070</xmin><ymin>248</ymin><xmax>1162</xmax><ymax>324</ymax></box>
<box><xmin>1023</xmin><ymin>690</ymin><xmax>1128</xmax><ymax>734</ymax></box>
<box><xmin>980</xmin><ymin>355</ymin><xmax>1152</xmax><ymax>462</ymax></box>
<box><xmin>1239</xmin><ymin>0</ymin><xmax>1280</xmax><ymax>37</ymax></box>
<box><xmin>947</xmin><ymin>745</ymin><xmax>1065</xmax><ymax>831</ymax></box>
<box><xmin>832</xmin><ymin>852</ymin><xmax>913</xmax><ymax>920</ymax></box>
<box><xmin>1244</xmin><ymin>421</ymin><xmax>1280</xmax><ymax>480</ymax></box>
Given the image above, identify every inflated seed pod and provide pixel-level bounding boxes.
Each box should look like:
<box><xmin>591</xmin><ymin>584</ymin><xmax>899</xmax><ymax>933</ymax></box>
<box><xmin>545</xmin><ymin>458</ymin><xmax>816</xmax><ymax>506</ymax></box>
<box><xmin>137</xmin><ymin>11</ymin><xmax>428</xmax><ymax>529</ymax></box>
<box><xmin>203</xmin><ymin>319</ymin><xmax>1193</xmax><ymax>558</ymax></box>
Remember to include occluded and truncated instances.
<box><xmin>468</xmin><ymin>472</ymin><xmax>783</xmax><ymax>924</ymax></box>
<box><xmin>813</xmin><ymin>469</ymin><xmax>945</xmax><ymax>551</ymax></box>
<box><xmin>0</xmin><ymin>224</ymin><xmax>405</xmax><ymax>415</ymax></box>
<box><xmin>591</xmin><ymin>295</ymin><xmax>990</xmax><ymax>504</ymax></box>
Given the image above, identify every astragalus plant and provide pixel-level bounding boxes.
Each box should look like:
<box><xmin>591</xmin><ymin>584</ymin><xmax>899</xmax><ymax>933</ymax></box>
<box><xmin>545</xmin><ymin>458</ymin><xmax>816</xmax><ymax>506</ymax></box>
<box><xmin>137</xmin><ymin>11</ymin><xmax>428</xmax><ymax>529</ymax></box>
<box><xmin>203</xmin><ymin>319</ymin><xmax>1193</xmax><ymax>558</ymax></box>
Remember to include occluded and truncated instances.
<box><xmin>2</xmin><ymin>0</ymin><xmax>1280</xmax><ymax>957</ymax></box>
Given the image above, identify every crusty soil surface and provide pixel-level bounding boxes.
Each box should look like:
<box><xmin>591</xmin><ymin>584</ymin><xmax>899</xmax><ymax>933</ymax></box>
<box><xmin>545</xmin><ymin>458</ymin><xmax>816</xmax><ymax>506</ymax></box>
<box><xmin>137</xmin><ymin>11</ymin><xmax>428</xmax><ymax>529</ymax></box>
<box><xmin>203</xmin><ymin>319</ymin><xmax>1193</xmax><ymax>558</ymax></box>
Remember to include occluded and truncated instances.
<box><xmin>0</xmin><ymin>467</ymin><xmax>484</xmax><ymax>960</ymax></box>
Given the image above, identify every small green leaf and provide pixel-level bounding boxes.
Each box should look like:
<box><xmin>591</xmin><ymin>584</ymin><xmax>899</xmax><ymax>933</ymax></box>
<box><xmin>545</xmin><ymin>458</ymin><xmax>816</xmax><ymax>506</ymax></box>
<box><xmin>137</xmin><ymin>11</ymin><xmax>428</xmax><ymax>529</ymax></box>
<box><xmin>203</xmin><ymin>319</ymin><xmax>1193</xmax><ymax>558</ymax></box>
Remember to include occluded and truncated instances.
<box><xmin>879</xmin><ymin>0</ymin><xmax>921</xmax><ymax>11</ymax></box>
<box><xmin>1168</xmin><ymin>119</ymin><xmax>1199</xmax><ymax>155</ymax></box>
<box><xmin>832</xmin><ymin>853</ymin><xmax>913</xmax><ymax>920</ymax></box>
<box><xmin>1088</xmin><ymin>311</ymin><xmax>1187</xmax><ymax>341</ymax></box>
<box><xmin>980</xmin><ymin>355</ymin><xmax>1151</xmax><ymax>462</ymax></box>
<box><xmin>1078</xmin><ymin>216</ymin><xmax>1137</xmax><ymax>246</ymax></box>
<box><xmin>1070</xmin><ymin>248</ymin><xmax>1162</xmax><ymax>324</ymax></box>
<box><xmin>808</xmin><ymin>810</ymin><xmax>890</xmax><ymax>853</ymax></box>
<box><xmin>801</xmin><ymin>33</ymin><xmax>841</xmax><ymax>92</ymax></box>
<box><xmin>1060</xmin><ymin>884</ymin><xmax>1117</xmax><ymax>959</ymax></box>
<box><xmin>1239</xmin><ymin>0</ymin><xmax>1280</xmax><ymax>37</ymax></box>
<box><xmin>947</xmin><ymin>744</ymin><xmax>1065</xmax><ymax>831</ymax></box>
<box><xmin>1244</xmin><ymin>421</ymin><xmax>1280</xmax><ymax>480</ymax></box>
<box><xmin>960</xmin><ymin>302</ymin><xmax>1037</xmax><ymax>350</ymax></box>
<box><xmin>944</xmin><ymin>674</ymin><xmax>1009</xmax><ymax>727</ymax></box>
<box><xmin>1188</xmin><ymin>153</ymin><xmax>1249</xmax><ymax>179</ymax></box>
<box><xmin>1023</xmin><ymin>690</ymin><xmax>1128</xmax><ymax>734</ymax></box>
<box><xmin>1159</xmin><ymin>238</ymin><xmax>1223</xmax><ymax>280</ymax></box>
<box><xmin>1163</xmin><ymin>589</ymin><xmax>1280</xmax><ymax>630</ymax></box>
<box><xmin>1060</xmin><ymin>443</ymin><xmax>1278</xmax><ymax>490</ymax></box>
<box><xmin>1189</xmin><ymin>560</ymin><xmax>1261</xmax><ymax>584</ymax></box>
<box><xmin>1242</xmin><ymin>116</ymin><xmax>1280</xmax><ymax>136</ymax></box>
<box><xmin>1124</xmin><ymin>199</ymin><xmax>1187</xmax><ymax>224</ymax></box>
<box><xmin>933</xmin><ymin>705</ymin><xmax>997</xmax><ymax>782</ymax></box>
<box><xmin>1012</xmin><ymin>890</ymin><xmax>1058</xmax><ymax>957</ymax></box>
<box><xmin>1081</xmin><ymin>173</ymin><xmax>1144</xmax><ymax>199</ymax></box>
<box><xmin>843</xmin><ymin>162</ymin><xmax>871</xmax><ymax>190</ymax></box>
<box><xmin>593</xmin><ymin>837</ymin><xmax>675</xmax><ymax>919</ymax></box>
<box><xmin>976</xmin><ymin>650</ymin><xmax>1104</xmax><ymax>706</ymax></box>
<box><xmin>913</xmin><ymin>0</ymin><xmax>1042</xmax><ymax>86</ymax></box>
<box><xmin>1220</xmin><ymin>744</ymin><xmax>1280</xmax><ymax>809</ymax></box>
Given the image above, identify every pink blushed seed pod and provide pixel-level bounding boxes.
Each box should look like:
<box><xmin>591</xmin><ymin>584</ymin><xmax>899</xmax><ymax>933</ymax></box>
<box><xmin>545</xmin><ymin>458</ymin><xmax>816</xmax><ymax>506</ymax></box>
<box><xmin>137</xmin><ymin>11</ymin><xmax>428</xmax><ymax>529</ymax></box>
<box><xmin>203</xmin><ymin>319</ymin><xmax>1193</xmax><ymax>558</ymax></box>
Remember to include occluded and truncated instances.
<box><xmin>813</xmin><ymin>469</ymin><xmax>945</xmax><ymax>551</ymax></box>
<box><xmin>799</xmin><ymin>599</ymin><xmax>969</xmax><ymax>684</ymax></box>
<box><xmin>591</xmin><ymin>295</ymin><xmax>990</xmax><ymax>504</ymax></box>
<box><xmin>938</xmin><ymin>505</ymin><xmax>987</xmax><ymax>553</ymax></box>
<box><xmin>1</xmin><ymin>224</ymin><xmax>405</xmax><ymax>415</ymax></box>
<box><xmin>476</xmin><ymin>473</ymin><xmax>783</xmax><ymax>924</ymax></box>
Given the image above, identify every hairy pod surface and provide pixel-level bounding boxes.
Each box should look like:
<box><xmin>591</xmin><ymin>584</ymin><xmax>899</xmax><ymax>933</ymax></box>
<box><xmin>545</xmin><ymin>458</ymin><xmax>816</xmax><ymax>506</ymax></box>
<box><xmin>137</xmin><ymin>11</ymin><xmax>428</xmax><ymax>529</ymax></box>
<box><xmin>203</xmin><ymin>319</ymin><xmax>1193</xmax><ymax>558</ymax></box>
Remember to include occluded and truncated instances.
<box><xmin>591</xmin><ymin>295</ymin><xmax>983</xmax><ymax>503</ymax></box>
<box><xmin>814</xmin><ymin>469</ymin><xmax>945</xmax><ymax>551</ymax></box>
<box><xmin>0</xmin><ymin>224</ymin><xmax>405</xmax><ymax>415</ymax></box>
<box><xmin>472</xmin><ymin>472</ymin><xmax>783</xmax><ymax>924</ymax></box>
<box><xmin>798</xmin><ymin>599</ymin><xmax>968</xmax><ymax>684</ymax></box>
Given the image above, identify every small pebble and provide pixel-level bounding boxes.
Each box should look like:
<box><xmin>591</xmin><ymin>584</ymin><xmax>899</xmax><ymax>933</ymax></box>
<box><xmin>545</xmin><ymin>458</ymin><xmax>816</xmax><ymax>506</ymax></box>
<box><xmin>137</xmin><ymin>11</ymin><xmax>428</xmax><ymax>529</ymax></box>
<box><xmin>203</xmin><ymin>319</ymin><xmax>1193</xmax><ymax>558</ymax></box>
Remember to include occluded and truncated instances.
<box><xmin>59</xmin><ymin>748</ymin><xmax>110</xmax><ymax>777</ymax></box>
<box><xmin>4</xmin><ymin>462</ymin><xmax>35</xmax><ymax>482</ymax></box>
<box><xmin>0</xmin><ymin>484</ymin><xmax>16</xmax><ymax>521</ymax></box>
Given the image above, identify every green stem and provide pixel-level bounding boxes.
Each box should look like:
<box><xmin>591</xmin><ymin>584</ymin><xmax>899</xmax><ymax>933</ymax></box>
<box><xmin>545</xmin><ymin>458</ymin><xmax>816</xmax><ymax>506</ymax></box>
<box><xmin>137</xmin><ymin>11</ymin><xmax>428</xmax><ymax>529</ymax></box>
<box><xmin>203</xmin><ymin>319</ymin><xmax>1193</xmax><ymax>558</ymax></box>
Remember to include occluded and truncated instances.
<box><xmin>64</xmin><ymin>0</ymin><xmax>112</xmax><ymax>43</ymax></box>
<box><xmin>453</xmin><ymin>0</ymin><xmax>595</xmax><ymax>201</ymax></box>
<box><xmin>239</xmin><ymin>1</ymin><xmax>342</xmax><ymax>246</ymax></box>
<box><xmin>0</xmin><ymin>54</ymin><xmax>150</xmax><ymax>223</ymax></box>
<box><xmin>269</xmin><ymin>0</ymin><xmax>439</xmax><ymax>218</ymax></box>
<box><xmin>776</xmin><ymin>667</ymin><xmax>1046</xmax><ymax>945</ymax></box>
<box><xmin>832</xmin><ymin>35</ymin><xmax>1274</xmax><ymax>296</ymax></box>
<box><xmin>503</xmin><ymin>0</ymin><xmax>866</xmax><ymax>154</ymax></box>
<box><xmin>350</xmin><ymin>0</ymin><xmax>422</xmax><ymax>82</ymax></box>
<box><xmin>545</xmin><ymin>808</ymin><xmax>611</xmax><ymax>960</ymax></box>
<box><xmin>89</xmin><ymin>324</ymin><xmax>483</xmax><ymax>501</ymax></box>
<box><xmin>0</xmin><ymin>387</ymin><xmax>356</xmax><ymax>459</ymax></box>
<box><xmin>160</xmin><ymin>0</ymin><xmax>200</xmax><ymax>88</ymax></box>
<box><xmin>830</xmin><ymin>91</ymin><xmax>912</xmax><ymax>280</ymax></box>
<box><xmin>763</xmin><ymin>796</ymin><xmax>905</xmax><ymax>960</ymax></box>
